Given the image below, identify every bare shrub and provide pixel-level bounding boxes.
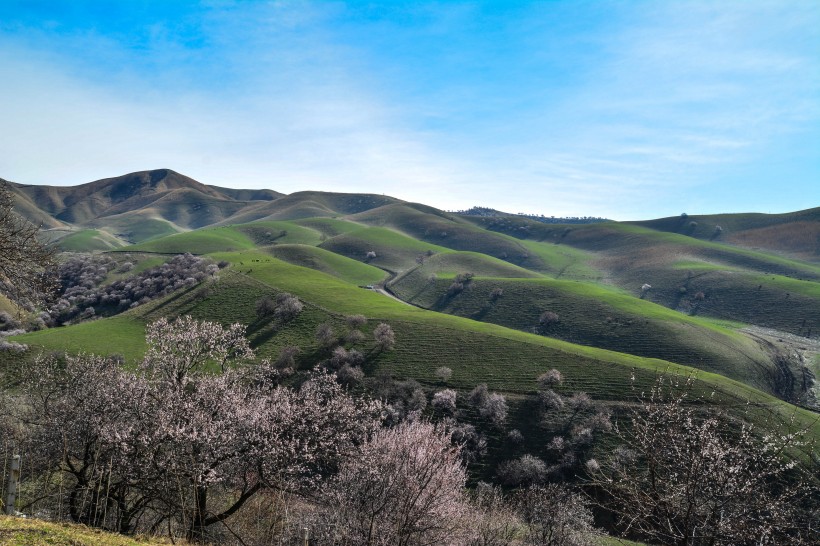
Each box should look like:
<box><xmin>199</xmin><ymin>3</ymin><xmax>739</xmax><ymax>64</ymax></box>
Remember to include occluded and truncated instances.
<box><xmin>514</xmin><ymin>484</ymin><xmax>595</xmax><ymax>545</ymax></box>
<box><xmin>539</xmin><ymin>311</ymin><xmax>560</xmax><ymax>326</ymax></box>
<box><xmin>497</xmin><ymin>454</ymin><xmax>548</xmax><ymax>487</ymax></box>
<box><xmin>435</xmin><ymin>366</ymin><xmax>453</xmax><ymax>383</ymax></box>
<box><xmin>336</xmin><ymin>364</ymin><xmax>365</xmax><ymax>387</ymax></box>
<box><xmin>0</xmin><ymin>181</ymin><xmax>57</xmax><ymax>306</ymax></box>
<box><xmin>255</xmin><ymin>295</ymin><xmax>276</xmax><ymax>318</ymax></box>
<box><xmin>315</xmin><ymin>322</ymin><xmax>336</xmax><ymax>348</ymax></box>
<box><xmin>588</xmin><ymin>376</ymin><xmax>818</xmax><ymax>545</ymax></box>
<box><xmin>537</xmin><ymin>369</ymin><xmax>563</xmax><ymax>389</ymax></box>
<box><xmin>467</xmin><ymin>483</ymin><xmax>520</xmax><ymax>546</ymax></box>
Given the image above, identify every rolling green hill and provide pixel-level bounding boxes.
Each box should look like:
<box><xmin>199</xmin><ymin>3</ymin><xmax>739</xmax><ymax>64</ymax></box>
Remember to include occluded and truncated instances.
<box><xmin>12</xmin><ymin>251</ymin><xmax>819</xmax><ymax>455</ymax></box>
<box><xmin>4</xmin><ymin>170</ymin><xmax>819</xmax><ymax>449</ymax></box>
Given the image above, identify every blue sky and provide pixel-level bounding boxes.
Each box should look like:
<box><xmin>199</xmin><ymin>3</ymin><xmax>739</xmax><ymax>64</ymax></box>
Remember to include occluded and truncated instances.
<box><xmin>0</xmin><ymin>1</ymin><xmax>817</xmax><ymax>219</ymax></box>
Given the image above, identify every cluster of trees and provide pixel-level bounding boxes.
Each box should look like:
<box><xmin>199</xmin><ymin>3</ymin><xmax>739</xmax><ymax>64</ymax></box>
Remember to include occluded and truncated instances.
<box><xmin>0</xmin><ymin>317</ymin><xmax>599</xmax><ymax>545</ymax></box>
<box><xmin>455</xmin><ymin>206</ymin><xmax>609</xmax><ymax>224</ymax></box>
<box><xmin>255</xmin><ymin>292</ymin><xmax>304</xmax><ymax>322</ymax></box>
<box><xmin>447</xmin><ymin>272</ymin><xmax>474</xmax><ymax>297</ymax></box>
<box><xmin>3</xmin><ymin>316</ymin><xmax>382</xmax><ymax>541</ymax></box>
<box><xmin>44</xmin><ymin>253</ymin><xmax>220</xmax><ymax>326</ymax></box>
<box><xmin>2</xmin><ymin>315</ymin><xmax>817</xmax><ymax>544</ymax></box>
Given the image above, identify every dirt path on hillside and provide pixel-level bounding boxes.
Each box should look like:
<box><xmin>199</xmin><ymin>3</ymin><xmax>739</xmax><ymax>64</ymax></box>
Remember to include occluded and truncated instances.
<box><xmin>373</xmin><ymin>286</ymin><xmax>414</xmax><ymax>307</ymax></box>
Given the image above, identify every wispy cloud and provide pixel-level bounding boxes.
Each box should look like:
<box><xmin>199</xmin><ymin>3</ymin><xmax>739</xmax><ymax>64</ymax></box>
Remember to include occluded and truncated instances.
<box><xmin>0</xmin><ymin>1</ymin><xmax>817</xmax><ymax>219</ymax></box>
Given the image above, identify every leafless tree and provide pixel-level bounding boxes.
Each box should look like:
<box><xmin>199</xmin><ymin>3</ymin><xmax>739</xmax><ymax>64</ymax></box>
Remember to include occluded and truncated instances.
<box><xmin>0</xmin><ymin>181</ymin><xmax>57</xmax><ymax>306</ymax></box>
<box><xmin>12</xmin><ymin>316</ymin><xmax>382</xmax><ymax>542</ymax></box>
<box><xmin>432</xmin><ymin>389</ymin><xmax>458</xmax><ymax>416</ymax></box>
<box><xmin>537</xmin><ymin>369</ymin><xmax>563</xmax><ymax>389</ymax></box>
<box><xmin>514</xmin><ymin>484</ymin><xmax>595</xmax><ymax>546</ymax></box>
<box><xmin>345</xmin><ymin>314</ymin><xmax>367</xmax><ymax>344</ymax></box>
<box><xmin>316</xmin><ymin>322</ymin><xmax>337</xmax><ymax>348</ymax></box>
<box><xmin>256</xmin><ymin>295</ymin><xmax>276</xmax><ymax>318</ymax></box>
<box><xmin>586</xmin><ymin>375</ymin><xmax>818</xmax><ymax>545</ymax></box>
<box><xmin>466</xmin><ymin>483</ymin><xmax>520</xmax><ymax>546</ymax></box>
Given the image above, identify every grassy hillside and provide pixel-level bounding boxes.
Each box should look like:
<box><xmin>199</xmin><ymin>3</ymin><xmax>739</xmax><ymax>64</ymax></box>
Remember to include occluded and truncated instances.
<box><xmin>390</xmin><ymin>272</ymin><xmax>795</xmax><ymax>399</ymax></box>
<box><xmin>631</xmin><ymin>208</ymin><xmax>820</xmax><ymax>261</ymax></box>
<box><xmin>318</xmin><ymin>225</ymin><xmax>452</xmax><ymax>274</ymax></box>
<box><xmin>11</xmin><ymin>250</ymin><xmax>820</xmax><ymax>487</ymax></box>
<box><xmin>461</xmin><ymin>218</ymin><xmax>820</xmax><ymax>336</ymax></box>
<box><xmin>54</xmin><ymin>229</ymin><xmax>126</xmax><ymax>251</ymax></box>
<box><xmin>124</xmin><ymin>226</ymin><xmax>256</xmax><ymax>254</ymax></box>
<box><xmin>0</xmin><ymin>515</ymin><xmax>177</xmax><ymax>545</ymax></box>
<box><xmin>264</xmin><ymin>244</ymin><xmax>387</xmax><ymax>286</ymax></box>
<box><xmin>218</xmin><ymin>190</ymin><xmax>400</xmax><ymax>224</ymax></box>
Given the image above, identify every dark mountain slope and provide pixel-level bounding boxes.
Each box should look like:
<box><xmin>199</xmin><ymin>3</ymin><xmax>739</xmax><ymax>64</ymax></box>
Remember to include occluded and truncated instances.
<box><xmin>630</xmin><ymin>208</ymin><xmax>820</xmax><ymax>262</ymax></box>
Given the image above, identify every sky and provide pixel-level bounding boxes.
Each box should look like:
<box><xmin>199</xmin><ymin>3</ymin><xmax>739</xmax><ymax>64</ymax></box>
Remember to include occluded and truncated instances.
<box><xmin>0</xmin><ymin>1</ymin><xmax>818</xmax><ymax>220</ymax></box>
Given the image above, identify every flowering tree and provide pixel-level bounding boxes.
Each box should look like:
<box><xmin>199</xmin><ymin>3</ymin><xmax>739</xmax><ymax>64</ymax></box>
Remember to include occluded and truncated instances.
<box><xmin>432</xmin><ymin>389</ymin><xmax>458</xmax><ymax>416</ymax></box>
<box><xmin>14</xmin><ymin>316</ymin><xmax>382</xmax><ymax>542</ymax></box>
<box><xmin>321</xmin><ymin>420</ymin><xmax>469</xmax><ymax>545</ymax></box>
<box><xmin>273</xmin><ymin>292</ymin><xmax>303</xmax><ymax>322</ymax></box>
<box><xmin>373</xmin><ymin>322</ymin><xmax>395</xmax><ymax>351</ymax></box>
<box><xmin>586</xmin><ymin>376</ymin><xmax>818</xmax><ymax>545</ymax></box>
<box><xmin>514</xmin><ymin>484</ymin><xmax>594</xmax><ymax>546</ymax></box>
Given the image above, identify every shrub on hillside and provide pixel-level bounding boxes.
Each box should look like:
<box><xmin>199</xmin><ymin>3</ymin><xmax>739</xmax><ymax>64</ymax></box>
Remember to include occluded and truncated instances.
<box><xmin>373</xmin><ymin>322</ymin><xmax>395</xmax><ymax>351</ymax></box>
<box><xmin>273</xmin><ymin>292</ymin><xmax>303</xmax><ymax>322</ymax></box>
<box><xmin>432</xmin><ymin>389</ymin><xmax>457</xmax><ymax>416</ymax></box>
<box><xmin>435</xmin><ymin>365</ymin><xmax>453</xmax><ymax>383</ymax></box>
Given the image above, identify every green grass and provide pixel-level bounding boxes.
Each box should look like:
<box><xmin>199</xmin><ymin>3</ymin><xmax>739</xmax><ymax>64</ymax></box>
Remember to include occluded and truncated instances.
<box><xmin>294</xmin><ymin>217</ymin><xmax>369</xmax><ymax>237</ymax></box>
<box><xmin>394</xmin><ymin>251</ymin><xmax>543</xmax><ymax>282</ymax></box>
<box><xmin>57</xmin><ymin>229</ymin><xmax>125</xmax><ymax>251</ymax></box>
<box><xmin>588</xmin><ymin>223</ymin><xmax>820</xmax><ymax>278</ymax></box>
<box><xmin>519</xmin><ymin>239</ymin><xmax>601</xmax><ymax>280</ymax></box>
<box><xmin>234</xmin><ymin>220</ymin><xmax>324</xmax><ymax>246</ymax></box>
<box><xmin>117</xmin><ymin>218</ymin><xmax>179</xmax><ymax>243</ymax></box>
<box><xmin>264</xmin><ymin>244</ymin><xmax>387</xmax><ymax>286</ymax></box>
<box><xmin>124</xmin><ymin>226</ymin><xmax>256</xmax><ymax>254</ymax></box>
<box><xmin>751</xmin><ymin>273</ymin><xmax>820</xmax><ymax>298</ymax></box>
<box><xmin>671</xmin><ymin>260</ymin><xmax>739</xmax><ymax>272</ymax></box>
<box><xmin>14</xmin><ymin>315</ymin><xmax>148</xmax><ymax>363</ymax></box>
<box><xmin>390</xmin><ymin>272</ymin><xmax>786</xmax><ymax>395</ymax></box>
<box><xmin>0</xmin><ymin>516</ymin><xmax>177</xmax><ymax>545</ymax></box>
<box><xmin>12</xmin><ymin>250</ymin><xmax>820</xmax><ymax>454</ymax></box>
<box><xmin>319</xmin><ymin>226</ymin><xmax>452</xmax><ymax>274</ymax></box>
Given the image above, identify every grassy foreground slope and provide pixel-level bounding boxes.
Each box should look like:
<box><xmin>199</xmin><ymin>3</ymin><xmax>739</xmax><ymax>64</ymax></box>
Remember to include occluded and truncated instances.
<box><xmin>0</xmin><ymin>515</ymin><xmax>177</xmax><ymax>545</ymax></box>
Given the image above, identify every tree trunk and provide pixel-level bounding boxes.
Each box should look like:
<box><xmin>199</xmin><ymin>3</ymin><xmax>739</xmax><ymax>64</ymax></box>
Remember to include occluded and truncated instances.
<box><xmin>188</xmin><ymin>485</ymin><xmax>209</xmax><ymax>543</ymax></box>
